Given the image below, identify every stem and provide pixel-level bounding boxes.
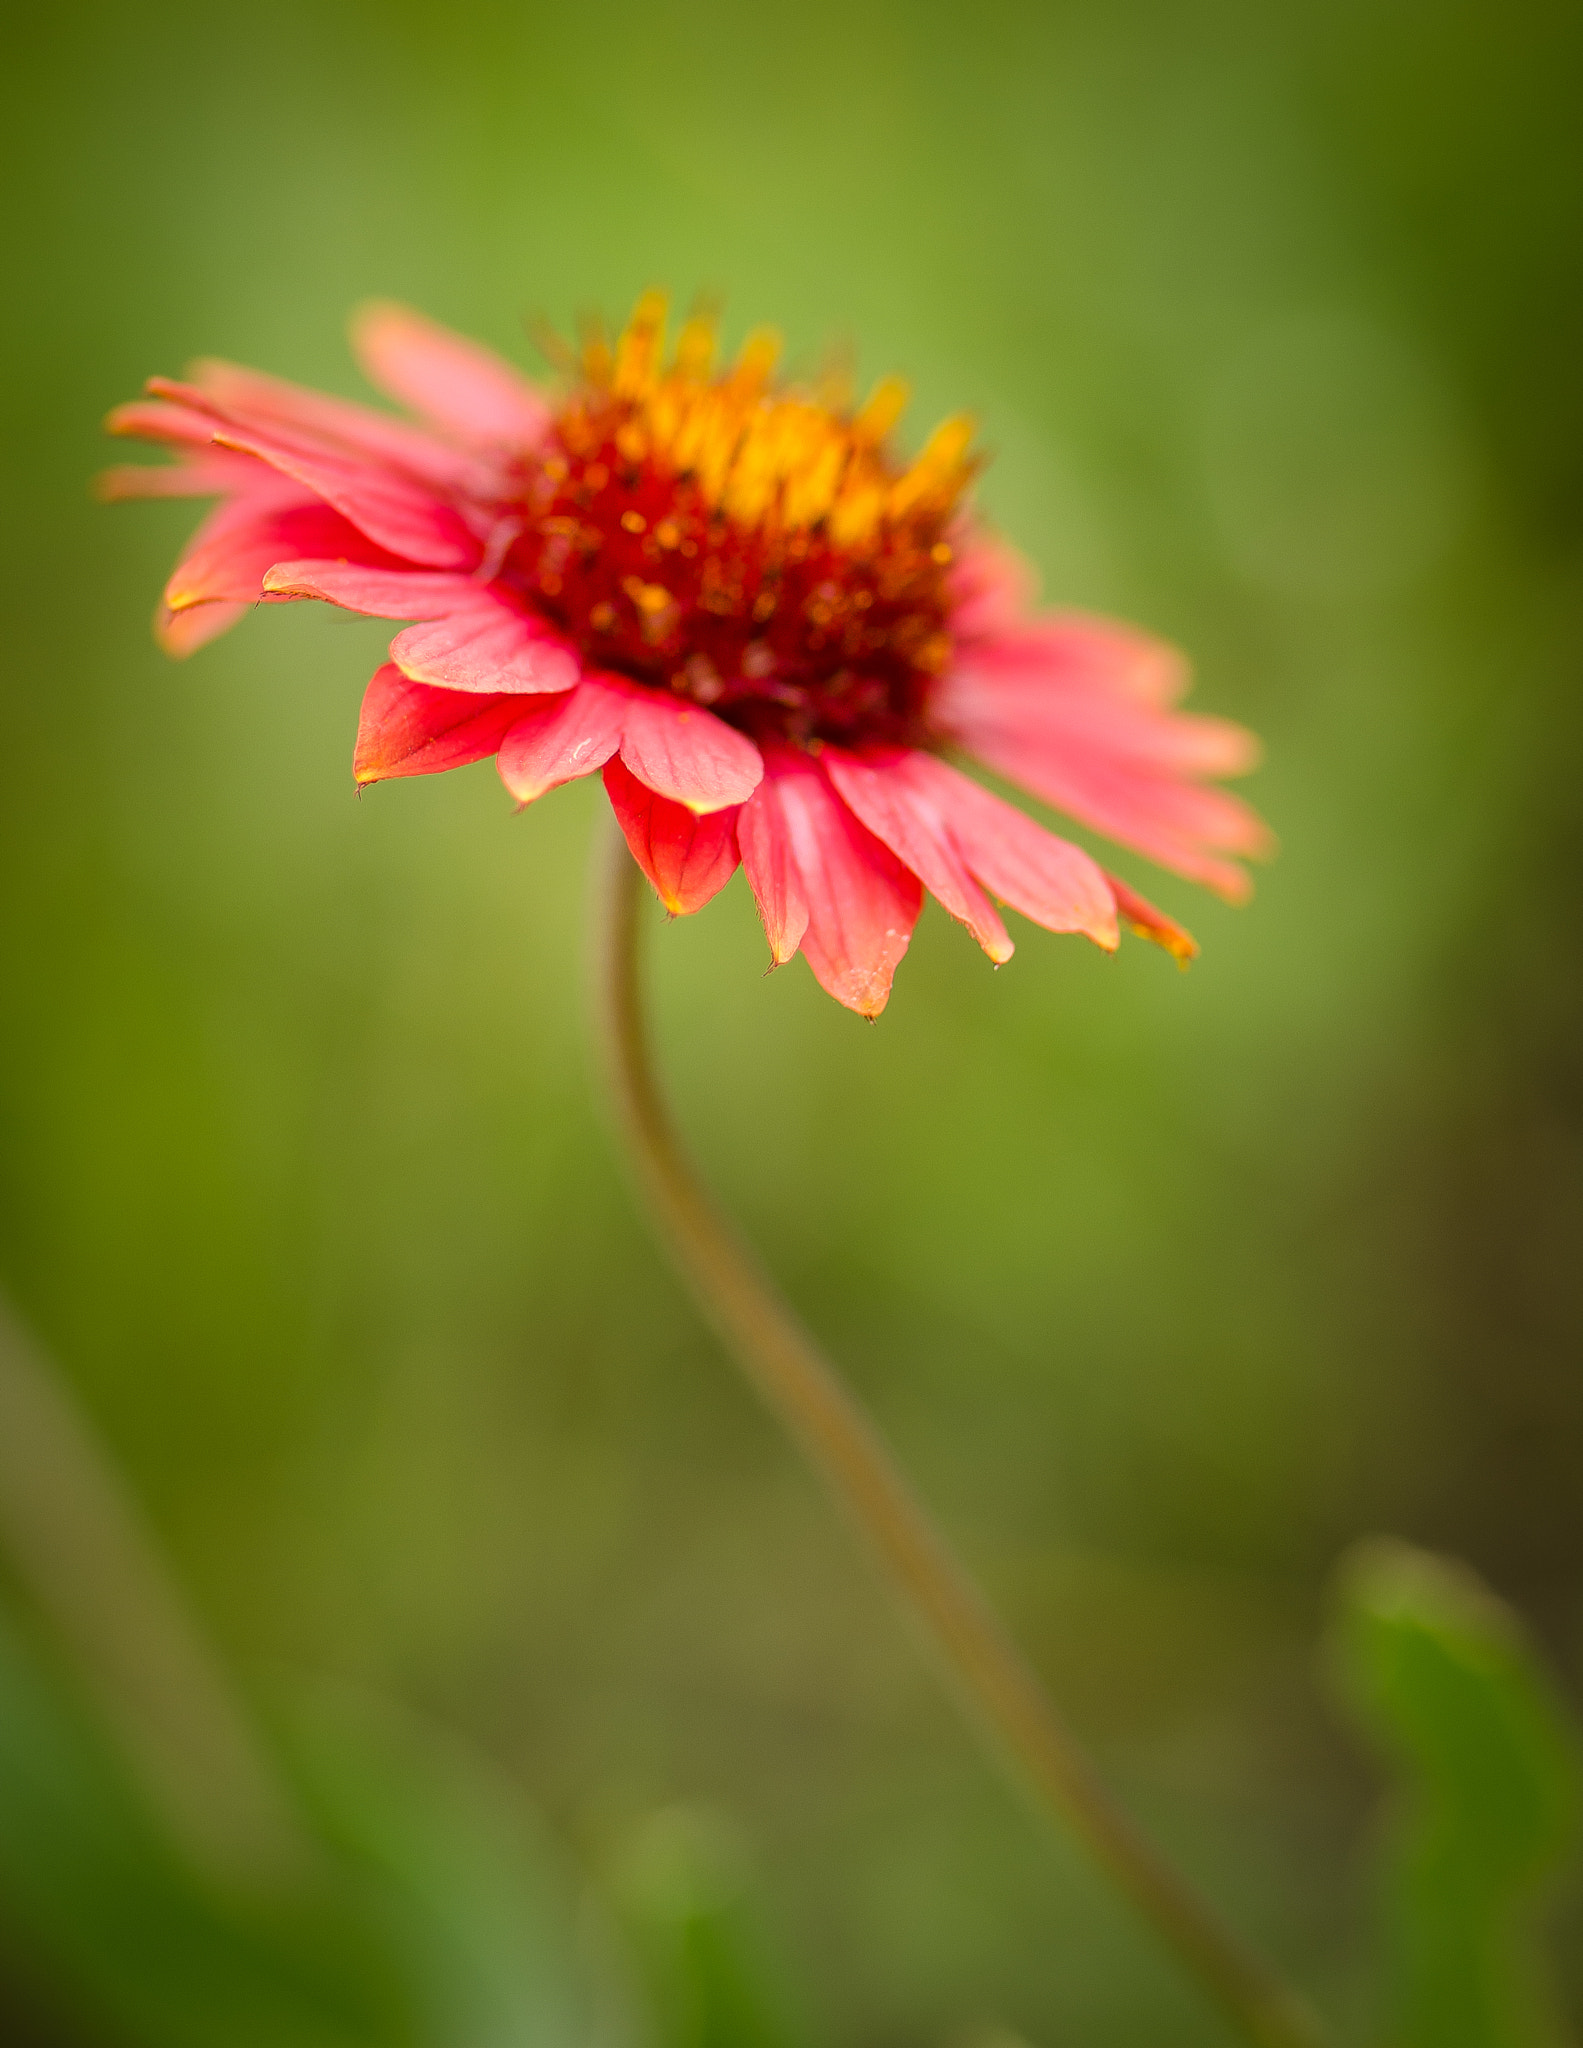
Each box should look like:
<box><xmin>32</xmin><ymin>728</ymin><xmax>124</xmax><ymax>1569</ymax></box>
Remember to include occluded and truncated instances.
<box><xmin>587</xmin><ymin>821</ymin><xmax>1324</xmax><ymax>2048</ymax></box>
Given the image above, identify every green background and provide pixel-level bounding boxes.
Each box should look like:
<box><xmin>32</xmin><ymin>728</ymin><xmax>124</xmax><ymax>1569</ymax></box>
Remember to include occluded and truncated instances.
<box><xmin>2</xmin><ymin>0</ymin><xmax>1581</xmax><ymax>2039</ymax></box>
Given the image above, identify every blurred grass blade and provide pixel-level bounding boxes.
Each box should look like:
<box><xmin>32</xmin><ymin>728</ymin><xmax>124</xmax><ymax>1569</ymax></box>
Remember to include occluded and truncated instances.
<box><xmin>0</xmin><ymin>1608</ymin><xmax>600</xmax><ymax>2047</ymax></box>
<box><xmin>1330</xmin><ymin>1540</ymin><xmax>1582</xmax><ymax>2048</ymax></box>
<box><xmin>0</xmin><ymin>1291</ymin><xmax>305</xmax><ymax>1887</ymax></box>
<box><xmin>610</xmin><ymin>1807</ymin><xmax>806</xmax><ymax>2048</ymax></box>
<box><xmin>0</xmin><ymin>1604</ymin><xmax>417</xmax><ymax>2048</ymax></box>
<box><xmin>278</xmin><ymin>1683</ymin><xmax>592</xmax><ymax>2048</ymax></box>
<box><xmin>0</xmin><ymin>1295</ymin><xmax>597</xmax><ymax>2047</ymax></box>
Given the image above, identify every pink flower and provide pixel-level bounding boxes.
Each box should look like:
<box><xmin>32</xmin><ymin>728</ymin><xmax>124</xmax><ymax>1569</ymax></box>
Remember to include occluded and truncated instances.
<box><xmin>104</xmin><ymin>295</ymin><xmax>1271</xmax><ymax>1015</ymax></box>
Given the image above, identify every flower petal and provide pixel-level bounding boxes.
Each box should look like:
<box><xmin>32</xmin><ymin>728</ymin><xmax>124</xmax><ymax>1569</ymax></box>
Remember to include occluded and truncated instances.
<box><xmin>736</xmin><ymin>778</ymin><xmax>810</xmax><ymax>966</ymax></box>
<box><xmin>744</xmin><ymin>751</ymin><xmax>922</xmax><ymax>1017</ymax></box>
<box><xmin>263</xmin><ymin>559</ymin><xmax>480</xmax><ymax>617</ymax></box>
<box><xmin>613</xmin><ymin>685</ymin><xmax>763</xmax><ymax>813</ymax></box>
<box><xmin>354</xmin><ymin>664</ymin><xmax>527</xmax><ymax>784</ymax></box>
<box><xmin>166</xmin><ymin>496</ymin><xmax>388</xmax><ymax>612</ymax></box>
<box><xmin>950</xmin><ymin>611</ymin><xmax>1193</xmax><ymax>709</ymax></box>
<box><xmin>97</xmin><ymin>452</ymin><xmax>270</xmax><ymax>500</ymax></box>
<box><xmin>823</xmin><ymin>747</ymin><xmax>1012</xmax><ymax>962</ymax></box>
<box><xmin>100</xmin><ymin>399</ymin><xmax>279</xmax><ymax>502</ymax></box>
<box><xmin>890</xmin><ymin>753</ymin><xmax>1120</xmax><ymax>950</ymax></box>
<box><xmin>942</xmin><ymin>648</ymin><xmax>1260</xmax><ymax>777</ymax></box>
<box><xmin>155</xmin><ymin>600</ymin><xmax>248</xmax><ymax>658</ymax></box>
<box><xmin>602</xmin><ymin>757</ymin><xmax>740</xmax><ymax>914</ymax></box>
<box><xmin>1104</xmin><ymin>872</ymin><xmax>1199</xmax><ymax>965</ymax></box>
<box><xmin>958</xmin><ymin>724</ymin><xmax>1266</xmax><ymax>900</ymax></box>
<box><xmin>187</xmin><ymin>359</ymin><xmax>482</xmax><ymax>493</ymax></box>
<box><xmin>947</xmin><ymin>533</ymin><xmax>1039</xmax><ymax>637</ymax></box>
<box><xmin>389</xmin><ymin>594</ymin><xmax>581</xmax><ymax>695</ymax></box>
<box><xmin>496</xmin><ymin>681</ymin><xmax>625</xmax><ymax>804</ymax></box>
<box><xmin>937</xmin><ymin>609</ymin><xmax>1272</xmax><ymax>900</ymax></box>
<box><xmin>211</xmin><ymin>428</ymin><xmax>479</xmax><ymax>569</ymax></box>
<box><xmin>351</xmin><ymin>301</ymin><xmax>551</xmax><ymax>451</ymax></box>
<box><xmin>106</xmin><ymin>397</ymin><xmax>232</xmax><ymax>450</ymax></box>
<box><xmin>147</xmin><ymin>378</ymin><xmax>481</xmax><ymax>570</ymax></box>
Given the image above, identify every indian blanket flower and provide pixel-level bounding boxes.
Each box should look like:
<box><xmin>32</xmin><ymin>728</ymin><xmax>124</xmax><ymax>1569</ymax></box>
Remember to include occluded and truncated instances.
<box><xmin>103</xmin><ymin>294</ymin><xmax>1271</xmax><ymax>1015</ymax></box>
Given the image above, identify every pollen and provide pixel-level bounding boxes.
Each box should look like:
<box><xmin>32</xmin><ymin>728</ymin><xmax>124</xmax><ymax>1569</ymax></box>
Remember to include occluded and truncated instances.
<box><xmin>504</xmin><ymin>293</ymin><xmax>979</xmax><ymax>749</ymax></box>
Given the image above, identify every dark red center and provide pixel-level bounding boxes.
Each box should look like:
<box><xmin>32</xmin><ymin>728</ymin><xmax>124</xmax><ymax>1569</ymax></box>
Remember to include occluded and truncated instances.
<box><xmin>501</xmin><ymin>399</ymin><xmax>957</xmax><ymax>750</ymax></box>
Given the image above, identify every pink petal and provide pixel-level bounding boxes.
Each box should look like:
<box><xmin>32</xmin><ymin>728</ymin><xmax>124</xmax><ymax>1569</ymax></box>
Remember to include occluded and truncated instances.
<box><xmin>351</xmin><ymin>302</ymin><xmax>551</xmax><ymax>451</ymax></box>
<box><xmin>890</xmin><ymin>753</ymin><xmax>1120</xmax><ymax>950</ymax></box>
<box><xmin>188</xmin><ymin>359</ymin><xmax>482</xmax><ymax>494</ymax></box>
<box><xmin>1105</xmin><ymin>873</ymin><xmax>1199</xmax><ymax>965</ymax></box>
<box><xmin>155</xmin><ymin>600</ymin><xmax>248</xmax><ymax>657</ymax></box>
<box><xmin>947</xmin><ymin>532</ymin><xmax>1039</xmax><ymax>637</ymax></box>
<box><xmin>953</xmin><ymin>611</ymin><xmax>1194</xmax><ymax>708</ymax></box>
<box><xmin>100</xmin><ymin>398</ymin><xmax>278</xmax><ymax>499</ymax></box>
<box><xmin>147</xmin><ymin>378</ymin><xmax>480</xmax><ymax>570</ymax></box>
<box><xmin>166</xmin><ymin>496</ymin><xmax>387</xmax><ymax>612</ymax></box>
<box><xmin>613</xmin><ymin>684</ymin><xmax>763</xmax><ymax>813</ymax></box>
<box><xmin>106</xmin><ymin>397</ymin><xmax>229</xmax><ymax>450</ymax></box>
<box><xmin>354</xmin><ymin>664</ymin><xmax>527</xmax><ymax>784</ymax></box>
<box><xmin>941</xmin><ymin>655</ymin><xmax>1260</xmax><ymax>777</ymax></box>
<box><xmin>936</xmin><ymin>609</ymin><xmax>1273</xmax><ymax>901</ymax></box>
<box><xmin>602</xmin><ymin>757</ymin><xmax>740</xmax><ymax>914</ymax></box>
<box><xmin>960</xmin><ymin>724</ymin><xmax>1266</xmax><ymax>900</ymax></box>
<box><xmin>745</xmin><ymin>751</ymin><xmax>922</xmax><ymax>1017</ymax></box>
<box><xmin>211</xmin><ymin>427</ymin><xmax>478</xmax><ymax>569</ymax></box>
<box><xmin>389</xmin><ymin>593</ymin><xmax>580</xmax><ymax>695</ymax></box>
<box><xmin>495</xmin><ymin>682</ymin><xmax>625</xmax><ymax>804</ymax></box>
<box><xmin>823</xmin><ymin>747</ymin><xmax>1012</xmax><ymax>962</ymax></box>
<box><xmin>263</xmin><ymin>559</ymin><xmax>480</xmax><ymax>617</ymax></box>
<box><xmin>96</xmin><ymin>452</ymin><xmax>271</xmax><ymax>500</ymax></box>
<box><xmin>736</xmin><ymin>777</ymin><xmax>810</xmax><ymax>966</ymax></box>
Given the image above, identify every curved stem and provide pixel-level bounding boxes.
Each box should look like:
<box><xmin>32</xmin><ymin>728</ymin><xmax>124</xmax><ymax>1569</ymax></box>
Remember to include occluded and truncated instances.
<box><xmin>588</xmin><ymin>820</ymin><xmax>1324</xmax><ymax>2048</ymax></box>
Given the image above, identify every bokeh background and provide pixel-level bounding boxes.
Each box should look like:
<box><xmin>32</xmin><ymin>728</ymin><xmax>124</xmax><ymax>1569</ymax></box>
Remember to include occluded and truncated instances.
<box><xmin>2</xmin><ymin>0</ymin><xmax>1581</xmax><ymax>2041</ymax></box>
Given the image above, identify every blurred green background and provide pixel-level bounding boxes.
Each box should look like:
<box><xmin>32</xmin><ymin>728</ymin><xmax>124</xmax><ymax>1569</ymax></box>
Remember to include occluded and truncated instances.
<box><xmin>2</xmin><ymin>0</ymin><xmax>1581</xmax><ymax>2041</ymax></box>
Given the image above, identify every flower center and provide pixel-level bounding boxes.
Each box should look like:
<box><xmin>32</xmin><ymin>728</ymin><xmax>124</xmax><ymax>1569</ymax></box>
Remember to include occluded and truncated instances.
<box><xmin>503</xmin><ymin>293</ymin><xmax>976</xmax><ymax>749</ymax></box>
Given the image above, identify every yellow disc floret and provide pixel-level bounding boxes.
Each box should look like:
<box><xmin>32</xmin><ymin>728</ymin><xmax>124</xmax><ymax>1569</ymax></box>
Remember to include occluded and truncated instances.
<box><xmin>504</xmin><ymin>294</ymin><xmax>978</xmax><ymax>750</ymax></box>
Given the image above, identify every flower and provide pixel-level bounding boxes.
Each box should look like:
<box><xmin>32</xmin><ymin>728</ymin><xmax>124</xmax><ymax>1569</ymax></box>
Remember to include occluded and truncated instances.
<box><xmin>103</xmin><ymin>294</ymin><xmax>1271</xmax><ymax>1015</ymax></box>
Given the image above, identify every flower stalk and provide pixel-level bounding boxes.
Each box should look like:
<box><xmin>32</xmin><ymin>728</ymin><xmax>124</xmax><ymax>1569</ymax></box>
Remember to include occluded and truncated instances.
<box><xmin>588</xmin><ymin>819</ymin><xmax>1324</xmax><ymax>2048</ymax></box>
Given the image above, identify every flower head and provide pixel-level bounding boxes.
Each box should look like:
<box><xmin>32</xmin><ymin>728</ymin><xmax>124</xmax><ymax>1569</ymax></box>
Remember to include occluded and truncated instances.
<box><xmin>104</xmin><ymin>295</ymin><xmax>1271</xmax><ymax>1014</ymax></box>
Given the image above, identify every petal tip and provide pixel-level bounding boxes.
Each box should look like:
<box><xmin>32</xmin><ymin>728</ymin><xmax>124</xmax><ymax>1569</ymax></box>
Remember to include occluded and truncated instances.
<box><xmin>1210</xmin><ymin>868</ymin><xmax>1256</xmax><ymax>907</ymax></box>
<box><xmin>824</xmin><ymin>962</ymin><xmax>901</xmax><ymax>1018</ymax></box>
<box><xmin>1104</xmin><ymin>872</ymin><xmax>1199</xmax><ymax>965</ymax></box>
<box><xmin>1138</xmin><ymin>916</ymin><xmax>1199</xmax><ymax>965</ymax></box>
